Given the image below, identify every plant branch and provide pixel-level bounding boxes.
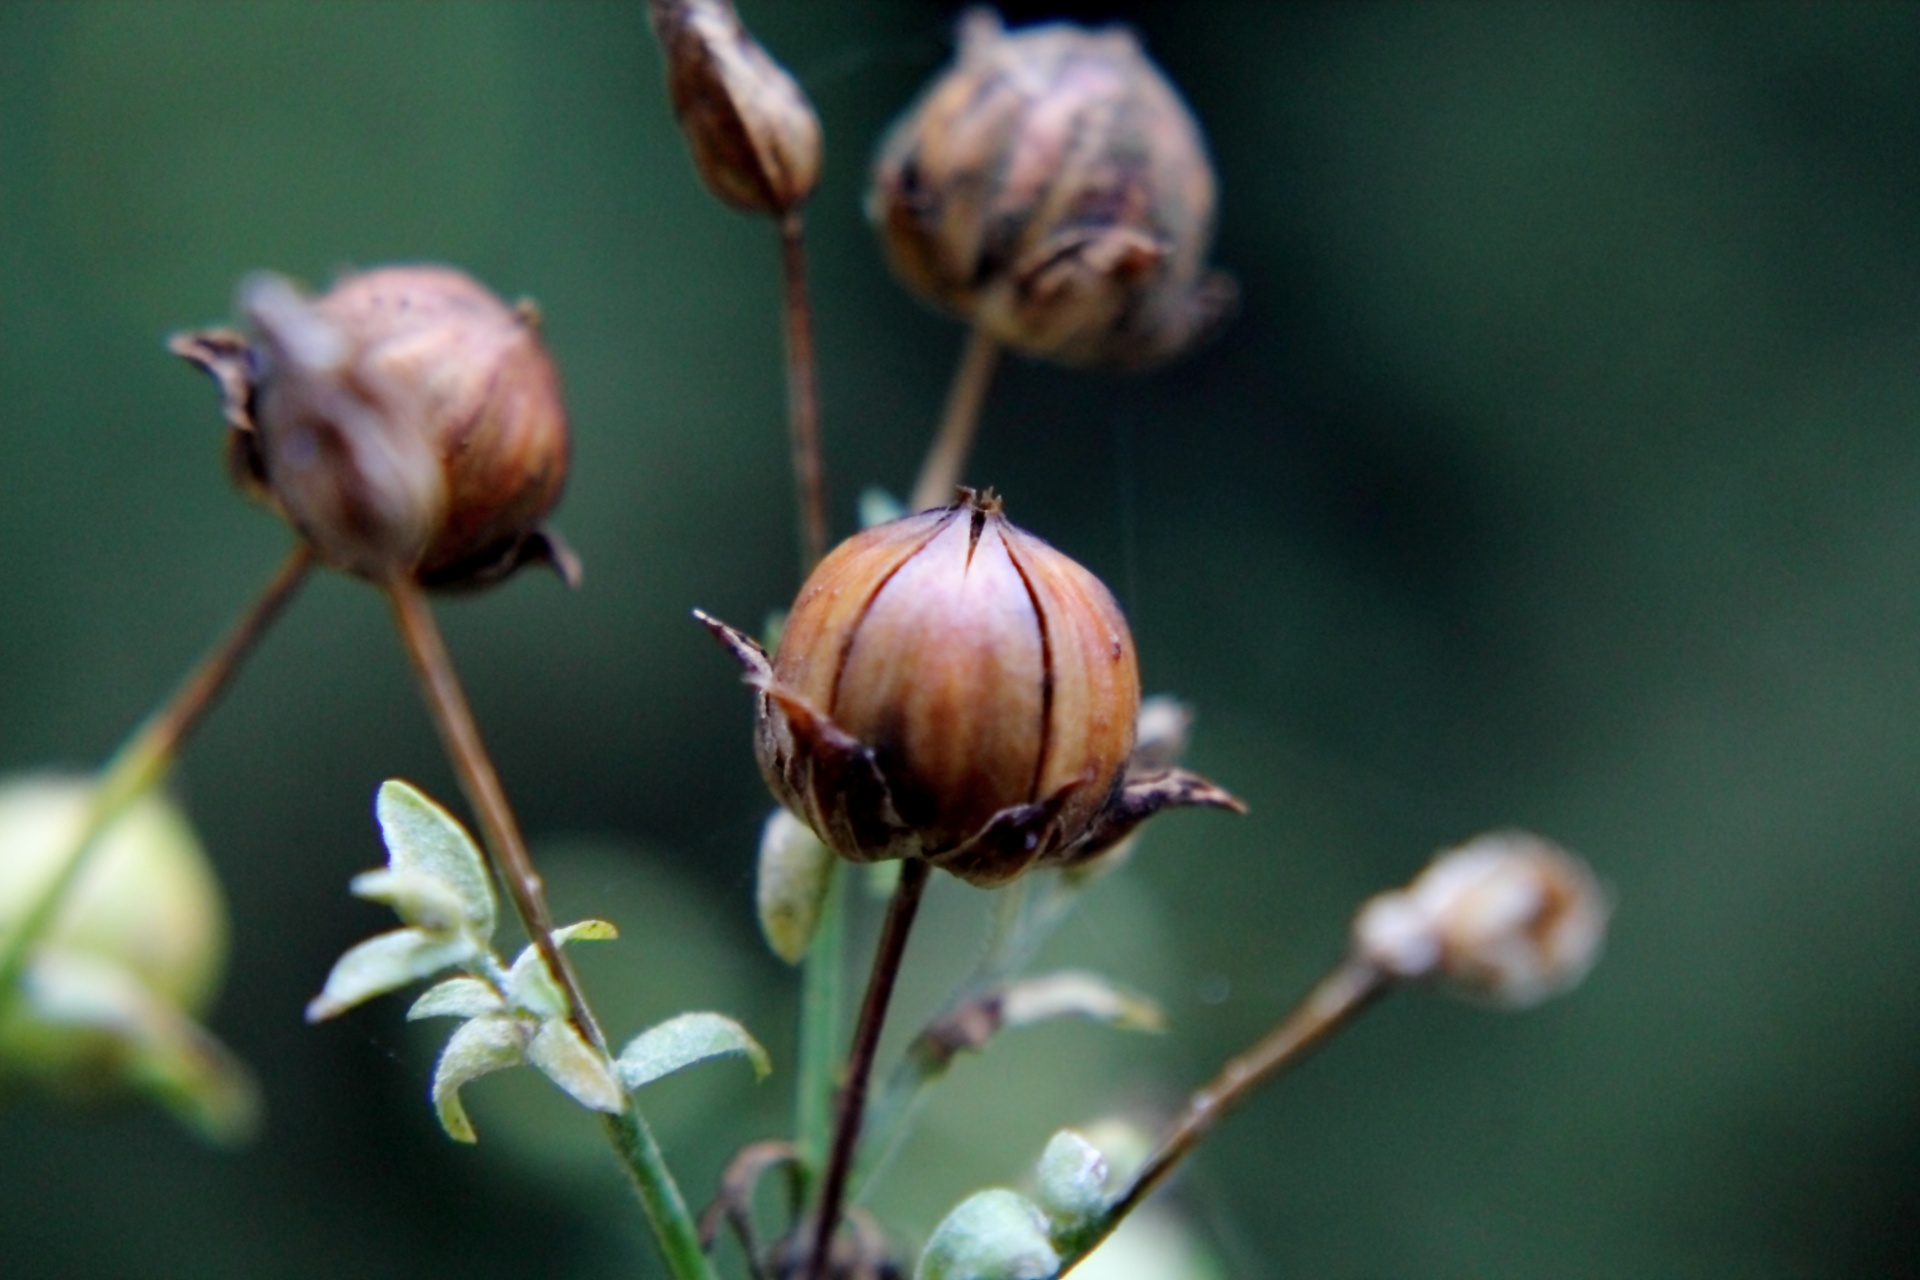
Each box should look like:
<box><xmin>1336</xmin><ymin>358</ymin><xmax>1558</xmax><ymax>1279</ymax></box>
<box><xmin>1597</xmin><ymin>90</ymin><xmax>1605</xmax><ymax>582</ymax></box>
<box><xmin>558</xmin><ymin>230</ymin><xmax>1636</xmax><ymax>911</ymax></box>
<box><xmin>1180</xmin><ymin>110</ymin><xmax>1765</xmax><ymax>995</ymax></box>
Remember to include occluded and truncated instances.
<box><xmin>0</xmin><ymin>543</ymin><xmax>313</xmax><ymax>1019</ymax></box>
<box><xmin>909</xmin><ymin>326</ymin><xmax>1001</xmax><ymax>513</ymax></box>
<box><xmin>1055</xmin><ymin>956</ymin><xmax>1387</xmax><ymax>1274</ymax></box>
<box><xmin>780</xmin><ymin>210</ymin><xmax>830</xmax><ymax>569</ymax></box>
<box><xmin>604</xmin><ymin>1106</ymin><xmax>722</xmax><ymax>1280</ymax></box>
<box><xmin>805</xmin><ymin>856</ymin><xmax>932</xmax><ymax>1280</ymax></box>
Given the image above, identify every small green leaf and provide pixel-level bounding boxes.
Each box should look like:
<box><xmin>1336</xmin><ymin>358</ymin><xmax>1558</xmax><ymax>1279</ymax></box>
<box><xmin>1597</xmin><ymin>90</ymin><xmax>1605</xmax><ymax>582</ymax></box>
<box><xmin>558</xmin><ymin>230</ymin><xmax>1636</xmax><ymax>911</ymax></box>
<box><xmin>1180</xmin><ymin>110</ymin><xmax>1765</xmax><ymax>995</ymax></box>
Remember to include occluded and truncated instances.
<box><xmin>756</xmin><ymin>808</ymin><xmax>837</xmax><ymax>964</ymax></box>
<box><xmin>349</xmin><ymin>868</ymin><xmax>473</xmax><ymax>933</ymax></box>
<box><xmin>553</xmin><ymin>918</ymin><xmax>618</xmax><ymax>946</ymax></box>
<box><xmin>408</xmin><ymin>976</ymin><xmax>506</xmax><ymax>1022</ymax></box>
<box><xmin>503</xmin><ymin>921</ymin><xmax>616</xmax><ymax>1018</ymax></box>
<box><xmin>376</xmin><ymin>780</ymin><xmax>496</xmax><ymax>940</ymax></box>
<box><xmin>528</xmin><ymin>1017</ymin><xmax>623</xmax><ymax>1114</ymax></box>
<box><xmin>1034</xmin><ymin>1130</ymin><xmax>1109</xmax><ymax>1240</ymax></box>
<box><xmin>616</xmin><ymin>1011</ymin><xmax>772</xmax><ymax>1091</ymax></box>
<box><xmin>305</xmin><ymin>928</ymin><xmax>480</xmax><ymax>1022</ymax></box>
<box><xmin>916</xmin><ymin>1188</ymin><xmax>1061</xmax><ymax>1280</ymax></box>
<box><xmin>431</xmin><ymin>1013</ymin><xmax>528</xmax><ymax>1143</ymax></box>
<box><xmin>999</xmin><ymin>971</ymin><xmax>1165</xmax><ymax>1036</ymax></box>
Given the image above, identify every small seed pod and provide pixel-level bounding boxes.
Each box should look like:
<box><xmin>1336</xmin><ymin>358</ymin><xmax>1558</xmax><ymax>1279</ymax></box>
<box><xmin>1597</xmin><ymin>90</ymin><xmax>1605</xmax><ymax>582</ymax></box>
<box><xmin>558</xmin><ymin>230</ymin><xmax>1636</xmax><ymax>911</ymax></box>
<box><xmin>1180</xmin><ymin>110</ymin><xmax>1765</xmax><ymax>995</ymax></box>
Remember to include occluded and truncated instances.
<box><xmin>700</xmin><ymin>489</ymin><xmax>1241</xmax><ymax>887</ymax></box>
<box><xmin>647</xmin><ymin>0</ymin><xmax>822</xmax><ymax>216</ymax></box>
<box><xmin>868</xmin><ymin>8</ymin><xmax>1235</xmax><ymax>370</ymax></box>
<box><xmin>171</xmin><ymin>266</ymin><xmax>576</xmax><ymax>589</ymax></box>
<box><xmin>1352</xmin><ymin>831</ymin><xmax>1610</xmax><ymax>1008</ymax></box>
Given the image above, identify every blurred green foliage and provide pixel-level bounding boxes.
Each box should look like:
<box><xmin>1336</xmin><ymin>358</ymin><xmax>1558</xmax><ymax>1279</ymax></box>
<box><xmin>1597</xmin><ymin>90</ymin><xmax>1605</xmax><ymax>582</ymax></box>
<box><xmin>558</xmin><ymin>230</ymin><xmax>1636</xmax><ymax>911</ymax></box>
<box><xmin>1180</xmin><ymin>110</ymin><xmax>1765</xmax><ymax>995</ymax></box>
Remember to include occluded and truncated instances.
<box><xmin>2</xmin><ymin>2</ymin><xmax>1917</xmax><ymax>1276</ymax></box>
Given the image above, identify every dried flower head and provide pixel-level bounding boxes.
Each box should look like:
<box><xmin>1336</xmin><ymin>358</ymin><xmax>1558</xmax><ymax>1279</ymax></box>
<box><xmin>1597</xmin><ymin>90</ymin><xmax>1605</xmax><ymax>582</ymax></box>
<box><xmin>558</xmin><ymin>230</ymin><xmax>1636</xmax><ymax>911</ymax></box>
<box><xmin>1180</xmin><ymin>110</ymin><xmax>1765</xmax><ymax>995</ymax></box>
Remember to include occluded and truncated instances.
<box><xmin>1352</xmin><ymin>831</ymin><xmax>1610</xmax><ymax>1007</ymax></box>
<box><xmin>868</xmin><ymin>8</ymin><xmax>1235</xmax><ymax>370</ymax></box>
<box><xmin>172</xmin><ymin>265</ymin><xmax>575</xmax><ymax>589</ymax></box>
<box><xmin>647</xmin><ymin>0</ymin><xmax>822</xmax><ymax>216</ymax></box>
<box><xmin>700</xmin><ymin>489</ymin><xmax>1241</xmax><ymax>887</ymax></box>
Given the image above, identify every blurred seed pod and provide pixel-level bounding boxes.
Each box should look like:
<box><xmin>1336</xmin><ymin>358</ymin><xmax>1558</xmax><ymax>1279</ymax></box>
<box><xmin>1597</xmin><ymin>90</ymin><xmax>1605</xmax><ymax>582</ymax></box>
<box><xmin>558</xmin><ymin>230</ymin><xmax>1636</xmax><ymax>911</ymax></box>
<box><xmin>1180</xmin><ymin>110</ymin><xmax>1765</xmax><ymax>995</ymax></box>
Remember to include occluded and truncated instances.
<box><xmin>1352</xmin><ymin>831</ymin><xmax>1610</xmax><ymax>1008</ymax></box>
<box><xmin>172</xmin><ymin>265</ymin><xmax>576</xmax><ymax>589</ymax></box>
<box><xmin>647</xmin><ymin>0</ymin><xmax>822</xmax><ymax>216</ymax></box>
<box><xmin>700</xmin><ymin>489</ymin><xmax>1241</xmax><ymax>887</ymax></box>
<box><xmin>868</xmin><ymin>8</ymin><xmax>1235</xmax><ymax>370</ymax></box>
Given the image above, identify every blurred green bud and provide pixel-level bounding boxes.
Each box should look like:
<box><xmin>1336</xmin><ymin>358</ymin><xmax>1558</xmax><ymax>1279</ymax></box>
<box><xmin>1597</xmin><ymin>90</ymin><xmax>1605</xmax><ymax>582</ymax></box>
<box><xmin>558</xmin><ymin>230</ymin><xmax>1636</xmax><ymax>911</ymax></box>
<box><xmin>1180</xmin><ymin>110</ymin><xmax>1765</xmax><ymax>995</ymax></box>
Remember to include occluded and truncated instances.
<box><xmin>917</xmin><ymin>1188</ymin><xmax>1061</xmax><ymax>1280</ymax></box>
<box><xmin>1034</xmin><ymin>1129</ymin><xmax>1109</xmax><ymax>1237</ymax></box>
<box><xmin>756</xmin><ymin>806</ymin><xmax>837</xmax><ymax>964</ymax></box>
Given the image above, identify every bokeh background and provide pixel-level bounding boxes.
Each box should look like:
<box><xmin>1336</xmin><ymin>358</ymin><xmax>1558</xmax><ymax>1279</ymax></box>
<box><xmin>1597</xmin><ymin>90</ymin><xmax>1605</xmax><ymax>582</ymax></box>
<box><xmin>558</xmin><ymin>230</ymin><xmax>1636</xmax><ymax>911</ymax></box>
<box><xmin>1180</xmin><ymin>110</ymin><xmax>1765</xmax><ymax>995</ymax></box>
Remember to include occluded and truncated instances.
<box><xmin>3</xmin><ymin>2</ymin><xmax>1917</xmax><ymax>1276</ymax></box>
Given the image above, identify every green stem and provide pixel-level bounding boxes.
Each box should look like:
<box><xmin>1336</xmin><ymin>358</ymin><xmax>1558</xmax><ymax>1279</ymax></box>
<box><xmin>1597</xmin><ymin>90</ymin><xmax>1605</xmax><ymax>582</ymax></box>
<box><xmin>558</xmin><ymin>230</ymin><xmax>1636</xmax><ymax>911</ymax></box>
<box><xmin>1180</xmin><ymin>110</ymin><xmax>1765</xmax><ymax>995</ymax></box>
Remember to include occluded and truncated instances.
<box><xmin>1054</xmin><ymin>957</ymin><xmax>1387</xmax><ymax>1274</ymax></box>
<box><xmin>793</xmin><ymin>859</ymin><xmax>846</xmax><ymax>1201</ymax></box>
<box><xmin>0</xmin><ymin>544</ymin><xmax>313</xmax><ymax>1022</ymax></box>
<box><xmin>603</xmin><ymin>1107</ymin><xmax>720</xmax><ymax>1280</ymax></box>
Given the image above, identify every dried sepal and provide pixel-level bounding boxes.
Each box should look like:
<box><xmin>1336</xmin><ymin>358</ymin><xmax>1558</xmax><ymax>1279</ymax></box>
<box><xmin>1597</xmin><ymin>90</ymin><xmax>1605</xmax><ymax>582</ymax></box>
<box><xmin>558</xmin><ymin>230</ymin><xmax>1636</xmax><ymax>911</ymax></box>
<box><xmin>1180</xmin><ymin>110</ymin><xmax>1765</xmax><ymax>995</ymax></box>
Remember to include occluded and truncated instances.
<box><xmin>646</xmin><ymin>0</ymin><xmax>822</xmax><ymax>215</ymax></box>
<box><xmin>615</xmin><ymin>1010</ymin><xmax>771</xmax><ymax>1091</ymax></box>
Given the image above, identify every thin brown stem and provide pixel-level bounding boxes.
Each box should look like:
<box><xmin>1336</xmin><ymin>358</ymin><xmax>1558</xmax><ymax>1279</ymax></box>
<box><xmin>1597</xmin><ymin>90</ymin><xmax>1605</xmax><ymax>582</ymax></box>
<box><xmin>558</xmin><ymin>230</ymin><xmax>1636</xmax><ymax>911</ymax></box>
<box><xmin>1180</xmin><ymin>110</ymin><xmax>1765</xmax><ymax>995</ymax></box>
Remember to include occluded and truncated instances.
<box><xmin>909</xmin><ymin>326</ymin><xmax>1001</xmax><ymax>513</ymax></box>
<box><xmin>780</xmin><ymin>209</ymin><xmax>829</xmax><ymax>570</ymax></box>
<box><xmin>384</xmin><ymin>577</ymin><xmax>602</xmax><ymax>1048</ymax></box>
<box><xmin>1057</xmin><ymin>956</ymin><xmax>1387</xmax><ymax>1274</ymax></box>
<box><xmin>0</xmin><ymin>543</ymin><xmax>313</xmax><ymax>1018</ymax></box>
<box><xmin>805</xmin><ymin>857</ymin><xmax>932</xmax><ymax>1280</ymax></box>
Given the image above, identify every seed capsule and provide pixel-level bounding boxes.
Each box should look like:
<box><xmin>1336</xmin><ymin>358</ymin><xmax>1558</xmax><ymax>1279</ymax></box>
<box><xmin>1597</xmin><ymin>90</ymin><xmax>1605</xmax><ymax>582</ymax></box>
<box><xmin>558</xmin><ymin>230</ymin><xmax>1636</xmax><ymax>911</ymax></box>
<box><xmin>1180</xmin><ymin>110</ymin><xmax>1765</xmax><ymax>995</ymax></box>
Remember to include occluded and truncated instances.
<box><xmin>172</xmin><ymin>265</ymin><xmax>575</xmax><ymax>589</ymax></box>
<box><xmin>868</xmin><ymin>8</ymin><xmax>1235</xmax><ymax>370</ymax></box>
<box><xmin>700</xmin><ymin>490</ymin><xmax>1241</xmax><ymax>887</ymax></box>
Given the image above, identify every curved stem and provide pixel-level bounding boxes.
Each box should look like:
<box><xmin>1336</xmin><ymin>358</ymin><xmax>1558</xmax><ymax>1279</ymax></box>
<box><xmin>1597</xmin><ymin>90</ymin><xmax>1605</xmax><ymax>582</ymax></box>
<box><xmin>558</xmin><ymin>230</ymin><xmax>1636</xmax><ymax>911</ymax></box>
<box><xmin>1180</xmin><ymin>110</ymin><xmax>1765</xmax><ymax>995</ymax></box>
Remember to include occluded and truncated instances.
<box><xmin>780</xmin><ymin>210</ymin><xmax>830</xmax><ymax>569</ymax></box>
<box><xmin>0</xmin><ymin>544</ymin><xmax>313</xmax><ymax>1020</ymax></box>
<box><xmin>1056</xmin><ymin>957</ymin><xmax>1388</xmax><ymax>1274</ymax></box>
<box><xmin>805</xmin><ymin>857</ymin><xmax>932</xmax><ymax>1280</ymax></box>
<box><xmin>909</xmin><ymin>326</ymin><xmax>1000</xmax><ymax>513</ymax></box>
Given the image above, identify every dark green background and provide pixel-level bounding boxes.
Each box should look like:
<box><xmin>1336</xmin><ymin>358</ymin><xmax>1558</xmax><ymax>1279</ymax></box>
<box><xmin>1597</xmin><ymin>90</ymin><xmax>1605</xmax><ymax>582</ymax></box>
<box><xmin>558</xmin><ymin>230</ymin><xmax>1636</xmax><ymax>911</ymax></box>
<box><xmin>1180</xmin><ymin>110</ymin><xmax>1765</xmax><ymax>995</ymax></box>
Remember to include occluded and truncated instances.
<box><xmin>3</xmin><ymin>2</ymin><xmax>1916</xmax><ymax>1275</ymax></box>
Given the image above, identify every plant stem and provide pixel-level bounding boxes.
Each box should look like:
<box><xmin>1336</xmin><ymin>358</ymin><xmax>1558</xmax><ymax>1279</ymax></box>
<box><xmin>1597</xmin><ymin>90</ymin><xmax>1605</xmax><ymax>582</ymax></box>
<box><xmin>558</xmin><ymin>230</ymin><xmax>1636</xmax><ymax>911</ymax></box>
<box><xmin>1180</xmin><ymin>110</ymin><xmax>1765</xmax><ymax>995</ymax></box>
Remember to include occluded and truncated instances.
<box><xmin>793</xmin><ymin>859</ymin><xmax>846</xmax><ymax>1201</ymax></box>
<box><xmin>604</xmin><ymin>1106</ymin><xmax>720</xmax><ymax>1280</ymax></box>
<box><xmin>805</xmin><ymin>856</ymin><xmax>931</xmax><ymax>1280</ymax></box>
<box><xmin>0</xmin><ymin>544</ymin><xmax>313</xmax><ymax>1021</ymax></box>
<box><xmin>387</xmin><ymin>577</ymin><xmax>717</xmax><ymax>1280</ymax></box>
<box><xmin>909</xmin><ymin>326</ymin><xmax>1001</xmax><ymax>513</ymax></box>
<box><xmin>780</xmin><ymin>210</ymin><xmax>829</xmax><ymax>570</ymax></box>
<box><xmin>1055</xmin><ymin>956</ymin><xmax>1387</xmax><ymax>1275</ymax></box>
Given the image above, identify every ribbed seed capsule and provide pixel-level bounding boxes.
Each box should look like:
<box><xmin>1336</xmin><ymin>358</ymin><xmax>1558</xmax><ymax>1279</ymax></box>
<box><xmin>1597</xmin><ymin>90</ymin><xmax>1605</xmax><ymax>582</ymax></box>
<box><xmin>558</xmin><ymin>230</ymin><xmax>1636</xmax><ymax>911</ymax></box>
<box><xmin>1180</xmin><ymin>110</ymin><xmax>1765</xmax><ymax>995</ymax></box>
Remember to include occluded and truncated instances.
<box><xmin>172</xmin><ymin>266</ymin><xmax>575</xmax><ymax>589</ymax></box>
<box><xmin>868</xmin><ymin>8</ymin><xmax>1235</xmax><ymax>370</ymax></box>
<box><xmin>700</xmin><ymin>490</ymin><xmax>1241</xmax><ymax>887</ymax></box>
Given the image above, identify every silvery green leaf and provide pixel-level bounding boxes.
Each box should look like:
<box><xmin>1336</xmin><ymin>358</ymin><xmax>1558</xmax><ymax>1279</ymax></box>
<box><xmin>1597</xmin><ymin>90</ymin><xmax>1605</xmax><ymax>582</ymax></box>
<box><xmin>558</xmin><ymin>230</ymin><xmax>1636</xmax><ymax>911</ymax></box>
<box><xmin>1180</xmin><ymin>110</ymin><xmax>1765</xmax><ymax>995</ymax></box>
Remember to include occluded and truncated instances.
<box><xmin>1034</xmin><ymin>1130</ymin><xmax>1109</xmax><ymax>1239</ymax></box>
<box><xmin>756</xmin><ymin>807</ymin><xmax>837</xmax><ymax>964</ymax></box>
<box><xmin>528</xmin><ymin>1017</ymin><xmax>623</xmax><ymax>1114</ymax></box>
<box><xmin>349</xmin><ymin>867</ymin><xmax>472</xmax><ymax>933</ymax></box>
<box><xmin>376</xmin><ymin>780</ymin><xmax>496</xmax><ymax>940</ymax></box>
<box><xmin>999</xmin><ymin>971</ymin><xmax>1165</xmax><ymax>1035</ymax></box>
<box><xmin>305</xmin><ymin>927</ymin><xmax>480</xmax><ymax>1022</ymax></box>
<box><xmin>431</xmin><ymin>1013</ymin><xmax>529</xmax><ymax>1143</ymax></box>
<box><xmin>408</xmin><ymin>976</ymin><xmax>507</xmax><ymax>1022</ymax></box>
<box><xmin>24</xmin><ymin>950</ymin><xmax>262</xmax><ymax>1146</ymax></box>
<box><xmin>505</xmin><ymin>921</ymin><xmax>615</xmax><ymax>1018</ymax></box>
<box><xmin>916</xmin><ymin>1189</ymin><xmax>1061</xmax><ymax>1280</ymax></box>
<box><xmin>615</xmin><ymin>1011</ymin><xmax>772</xmax><ymax>1091</ymax></box>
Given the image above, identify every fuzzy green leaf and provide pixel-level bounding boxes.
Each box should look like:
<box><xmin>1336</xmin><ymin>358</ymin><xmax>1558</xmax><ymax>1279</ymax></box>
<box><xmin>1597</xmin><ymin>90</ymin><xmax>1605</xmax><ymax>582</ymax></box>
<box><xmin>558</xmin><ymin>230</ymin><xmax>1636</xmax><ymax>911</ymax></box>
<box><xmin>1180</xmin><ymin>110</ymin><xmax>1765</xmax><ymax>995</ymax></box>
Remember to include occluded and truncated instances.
<box><xmin>615</xmin><ymin>1011</ymin><xmax>772</xmax><ymax>1091</ymax></box>
<box><xmin>528</xmin><ymin>1017</ymin><xmax>623</xmax><ymax>1113</ymax></box>
<box><xmin>504</xmin><ymin>920</ymin><xmax>616</xmax><ymax>1019</ymax></box>
<box><xmin>375</xmin><ymin>780</ymin><xmax>495</xmax><ymax>940</ymax></box>
<box><xmin>408</xmin><ymin>976</ymin><xmax>507</xmax><ymax>1022</ymax></box>
<box><xmin>756</xmin><ymin>808</ymin><xmax>837</xmax><ymax>964</ymax></box>
<box><xmin>431</xmin><ymin>1013</ymin><xmax>529</xmax><ymax>1143</ymax></box>
<box><xmin>999</xmin><ymin>971</ymin><xmax>1165</xmax><ymax>1036</ymax></box>
<box><xmin>305</xmin><ymin>928</ymin><xmax>480</xmax><ymax>1022</ymax></box>
<box><xmin>1034</xmin><ymin>1130</ymin><xmax>1109</xmax><ymax>1240</ymax></box>
<box><xmin>916</xmin><ymin>1188</ymin><xmax>1061</xmax><ymax>1280</ymax></box>
<box><xmin>349</xmin><ymin>868</ymin><xmax>473</xmax><ymax>933</ymax></box>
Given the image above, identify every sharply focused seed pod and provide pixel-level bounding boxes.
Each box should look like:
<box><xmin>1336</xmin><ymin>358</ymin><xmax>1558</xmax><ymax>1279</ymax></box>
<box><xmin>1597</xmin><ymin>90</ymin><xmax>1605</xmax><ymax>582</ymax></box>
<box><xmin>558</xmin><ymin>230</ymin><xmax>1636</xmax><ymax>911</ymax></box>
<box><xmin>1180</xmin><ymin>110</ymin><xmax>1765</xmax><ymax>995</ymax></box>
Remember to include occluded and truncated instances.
<box><xmin>172</xmin><ymin>266</ymin><xmax>576</xmax><ymax>589</ymax></box>
<box><xmin>700</xmin><ymin>489</ymin><xmax>1241</xmax><ymax>887</ymax></box>
<box><xmin>647</xmin><ymin>0</ymin><xmax>822</xmax><ymax>216</ymax></box>
<box><xmin>868</xmin><ymin>8</ymin><xmax>1235</xmax><ymax>370</ymax></box>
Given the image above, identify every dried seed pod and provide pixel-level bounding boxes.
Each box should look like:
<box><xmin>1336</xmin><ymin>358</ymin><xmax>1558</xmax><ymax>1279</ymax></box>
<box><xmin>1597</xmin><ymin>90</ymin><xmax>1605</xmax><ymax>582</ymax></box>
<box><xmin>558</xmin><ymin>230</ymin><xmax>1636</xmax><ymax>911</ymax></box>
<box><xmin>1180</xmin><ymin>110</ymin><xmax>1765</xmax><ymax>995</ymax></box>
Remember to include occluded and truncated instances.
<box><xmin>172</xmin><ymin>266</ymin><xmax>575</xmax><ymax>589</ymax></box>
<box><xmin>1352</xmin><ymin>831</ymin><xmax>1610</xmax><ymax>1008</ymax></box>
<box><xmin>700</xmin><ymin>489</ymin><xmax>1241</xmax><ymax>887</ymax></box>
<box><xmin>647</xmin><ymin>0</ymin><xmax>822</xmax><ymax>216</ymax></box>
<box><xmin>868</xmin><ymin>8</ymin><xmax>1235</xmax><ymax>370</ymax></box>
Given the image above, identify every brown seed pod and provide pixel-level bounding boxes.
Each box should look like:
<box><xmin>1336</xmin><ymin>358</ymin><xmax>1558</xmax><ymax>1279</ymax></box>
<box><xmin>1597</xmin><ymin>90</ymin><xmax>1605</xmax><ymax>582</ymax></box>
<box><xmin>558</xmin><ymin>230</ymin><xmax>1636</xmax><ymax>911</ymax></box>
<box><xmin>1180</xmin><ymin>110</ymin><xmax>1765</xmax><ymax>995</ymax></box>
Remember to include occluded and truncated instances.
<box><xmin>699</xmin><ymin>489</ymin><xmax>1242</xmax><ymax>887</ymax></box>
<box><xmin>171</xmin><ymin>266</ymin><xmax>576</xmax><ymax>589</ymax></box>
<box><xmin>868</xmin><ymin>8</ymin><xmax>1236</xmax><ymax>370</ymax></box>
<box><xmin>647</xmin><ymin>0</ymin><xmax>822</xmax><ymax>216</ymax></box>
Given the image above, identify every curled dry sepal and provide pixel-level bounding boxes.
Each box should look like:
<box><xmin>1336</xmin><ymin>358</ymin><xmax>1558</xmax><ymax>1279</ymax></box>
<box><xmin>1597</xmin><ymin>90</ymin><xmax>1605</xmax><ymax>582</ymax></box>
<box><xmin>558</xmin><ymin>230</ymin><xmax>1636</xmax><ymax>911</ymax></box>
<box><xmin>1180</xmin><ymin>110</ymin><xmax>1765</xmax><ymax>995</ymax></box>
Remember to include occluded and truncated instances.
<box><xmin>647</xmin><ymin>0</ymin><xmax>822</xmax><ymax>216</ymax></box>
<box><xmin>699</xmin><ymin>488</ymin><xmax>1244</xmax><ymax>891</ymax></box>
<box><xmin>1353</xmin><ymin>830</ymin><xmax>1610</xmax><ymax>1008</ymax></box>
<box><xmin>307</xmin><ymin>780</ymin><xmax>768</xmax><ymax>1143</ymax></box>
<box><xmin>170</xmin><ymin>265</ymin><xmax>578</xmax><ymax>590</ymax></box>
<box><xmin>869</xmin><ymin>8</ymin><xmax>1236</xmax><ymax>370</ymax></box>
